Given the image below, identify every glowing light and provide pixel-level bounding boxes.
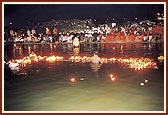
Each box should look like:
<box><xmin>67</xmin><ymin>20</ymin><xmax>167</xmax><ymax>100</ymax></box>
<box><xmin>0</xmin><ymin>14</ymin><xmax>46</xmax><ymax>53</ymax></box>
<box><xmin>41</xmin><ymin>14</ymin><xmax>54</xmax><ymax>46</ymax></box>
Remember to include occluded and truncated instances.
<box><xmin>69</xmin><ymin>56</ymin><xmax>91</xmax><ymax>63</ymax></box>
<box><xmin>109</xmin><ymin>74</ymin><xmax>116</xmax><ymax>82</ymax></box>
<box><xmin>74</xmin><ymin>56</ymin><xmax>82</xmax><ymax>62</ymax></box>
<box><xmin>80</xmin><ymin>78</ymin><xmax>85</xmax><ymax>81</ymax></box>
<box><xmin>46</xmin><ymin>56</ymin><xmax>56</xmax><ymax>62</ymax></box>
<box><xmin>46</xmin><ymin>56</ymin><xmax>64</xmax><ymax>62</ymax></box>
<box><xmin>101</xmin><ymin>58</ymin><xmax>108</xmax><ymax>63</ymax></box>
<box><xmin>69</xmin><ymin>56</ymin><xmax>157</xmax><ymax>71</ymax></box>
<box><xmin>145</xmin><ymin>79</ymin><xmax>148</xmax><ymax>83</ymax></box>
<box><xmin>70</xmin><ymin>77</ymin><xmax>77</xmax><ymax>83</ymax></box>
<box><xmin>140</xmin><ymin>82</ymin><xmax>145</xmax><ymax>86</ymax></box>
<box><xmin>111</xmin><ymin>77</ymin><xmax>116</xmax><ymax>81</ymax></box>
<box><xmin>7</xmin><ymin>55</ymin><xmax>157</xmax><ymax>72</ymax></box>
<box><xmin>113</xmin><ymin>47</ymin><xmax>115</xmax><ymax>50</ymax></box>
<box><xmin>37</xmin><ymin>56</ymin><xmax>46</xmax><ymax>60</ymax></box>
<box><xmin>14</xmin><ymin>44</ymin><xmax>16</xmax><ymax>47</ymax></box>
<box><xmin>158</xmin><ymin>55</ymin><xmax>164</xmax><ymax>63</ymax></box>
<box><xmin>69</xmin><ymin>56</ymin><xmax>75</xmax><ymax>61</ymax></box>
<box><xmin>109</xmin><ymin>74</ymin><xmax>114</xmax><ymax>77</ymax></box>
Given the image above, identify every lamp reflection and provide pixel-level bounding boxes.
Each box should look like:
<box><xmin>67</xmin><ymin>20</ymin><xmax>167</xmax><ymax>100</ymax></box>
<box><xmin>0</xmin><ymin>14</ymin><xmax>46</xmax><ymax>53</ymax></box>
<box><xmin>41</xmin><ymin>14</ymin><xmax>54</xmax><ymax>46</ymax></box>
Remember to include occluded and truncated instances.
<box><xmin>90</xmin><ymin>63</ymin><xmax>102</xmax><ymax>72</ymax></box>
<box><xmin>109</xmin><ymin>74</ymin><xmax>117</xmax><ymax>82</ymax></box>
<box><xmin>69</xmin><ymin>74</ymin><xmax>77</xmax><ymax>83</ymax></box>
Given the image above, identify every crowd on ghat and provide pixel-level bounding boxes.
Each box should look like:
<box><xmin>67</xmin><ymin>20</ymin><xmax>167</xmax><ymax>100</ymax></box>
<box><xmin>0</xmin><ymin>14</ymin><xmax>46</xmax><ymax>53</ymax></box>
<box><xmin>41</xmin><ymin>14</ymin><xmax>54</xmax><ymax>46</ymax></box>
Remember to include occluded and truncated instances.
<box><xmin>4</xmin><ymin>19</ymin><xmax>164</xmax><ymax>44</ymax></box>
<box><xmin>4</xmin><ymin>19</ymin><xmax>164</xmax><ymax>71</ymax></box>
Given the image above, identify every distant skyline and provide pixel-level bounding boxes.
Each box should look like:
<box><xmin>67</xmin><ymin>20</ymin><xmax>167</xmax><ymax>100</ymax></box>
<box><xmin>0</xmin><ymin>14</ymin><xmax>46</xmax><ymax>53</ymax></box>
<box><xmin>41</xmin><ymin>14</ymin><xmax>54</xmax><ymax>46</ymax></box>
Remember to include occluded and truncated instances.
<box><xmin>4</xmin><ymin>3</ymin><xmax>164</xmax><ymax>27</ymax></box>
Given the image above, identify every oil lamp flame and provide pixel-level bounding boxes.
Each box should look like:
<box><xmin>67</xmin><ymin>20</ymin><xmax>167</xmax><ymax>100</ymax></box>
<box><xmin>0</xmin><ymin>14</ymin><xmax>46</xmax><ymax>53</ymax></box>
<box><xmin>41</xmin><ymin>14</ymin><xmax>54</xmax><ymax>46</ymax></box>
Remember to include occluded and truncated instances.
<box><xmin>7</xmin><ymin>54</ymin><xmax>157</xmax><ymax>71</ymax></box>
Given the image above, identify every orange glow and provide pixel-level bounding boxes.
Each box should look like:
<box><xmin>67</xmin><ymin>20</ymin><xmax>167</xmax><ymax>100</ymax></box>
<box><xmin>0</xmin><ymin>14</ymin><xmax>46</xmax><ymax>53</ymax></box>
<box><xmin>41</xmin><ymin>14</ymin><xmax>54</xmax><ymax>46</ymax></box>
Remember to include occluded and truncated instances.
<box><xmin>158</xmin><ymin>56</ymin><xmax>164</xmax><ymax>63</ymax></box>
<box><xmin>111</xmin><ymin>77</ymin><xmax>116</xmax><ymax>81</ymax></box>
<box><xmin>69</xmin><ymin>56</ymin><xmax>157</xmax><ymax>71</ymax></box>
<box><xmin>101</xmin><ymin>58</ymin><xmax>108</xmax><ymax>63</ymax></box>
<box><xmin>109</xmin><ymin>74</ymin><xmax>116</xmax><ymax>81</ymax></box>
<box><xmin>7</xmin><ymin>55</ymin><xmax>157</xmax><ymax>71</ymax></box>
<box><xmin>69</xmin><ymin>56</ymin><xmax>91</xmax><ymax>63</ymax></box>
<box><xmin>70</xmin><ymin>77</ymin><xmax>77</xmax><ymax>83</ymax></box>
<box><xmin>109</xmin><ymin>74</ymin><xmax>114</xmax><ymax>77</ymax></box>
<box><xmin>46</xmin><ymin>56</ymin><xmax>64</xmax><ymax>62</ymax></box>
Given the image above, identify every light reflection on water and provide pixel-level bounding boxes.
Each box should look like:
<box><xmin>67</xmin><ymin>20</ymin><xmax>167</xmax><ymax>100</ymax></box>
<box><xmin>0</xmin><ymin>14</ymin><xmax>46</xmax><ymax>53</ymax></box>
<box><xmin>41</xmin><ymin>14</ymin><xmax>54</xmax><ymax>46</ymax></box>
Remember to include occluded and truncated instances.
<box><xmin>4</xmin><ymin>43</ymin><xmax>164</xmax><ymax>111</ymax></box>
<box><xmin>5</xmin><ymin>43</ymin><xmax>164</xmax><ymax>58</ymax></box>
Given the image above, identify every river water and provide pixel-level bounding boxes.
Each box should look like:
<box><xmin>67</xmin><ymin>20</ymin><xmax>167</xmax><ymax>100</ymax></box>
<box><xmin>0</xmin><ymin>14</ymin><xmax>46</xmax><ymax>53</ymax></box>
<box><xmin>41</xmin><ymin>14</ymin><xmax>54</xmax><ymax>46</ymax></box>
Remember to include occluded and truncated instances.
<box><xmin>3</xmin><ymin>43</ymin><xmax>165</xmax><ymax>112</ymax></box>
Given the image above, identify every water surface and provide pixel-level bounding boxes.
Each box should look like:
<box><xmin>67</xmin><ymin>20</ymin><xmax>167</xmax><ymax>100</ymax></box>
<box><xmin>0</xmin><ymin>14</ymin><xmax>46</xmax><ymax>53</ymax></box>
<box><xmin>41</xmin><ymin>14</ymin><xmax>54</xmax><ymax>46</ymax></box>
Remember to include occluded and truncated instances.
<box><xmin>4</xmin><ymin>43</ymin><xmax>164</xmax><ymax>112</ymax></box>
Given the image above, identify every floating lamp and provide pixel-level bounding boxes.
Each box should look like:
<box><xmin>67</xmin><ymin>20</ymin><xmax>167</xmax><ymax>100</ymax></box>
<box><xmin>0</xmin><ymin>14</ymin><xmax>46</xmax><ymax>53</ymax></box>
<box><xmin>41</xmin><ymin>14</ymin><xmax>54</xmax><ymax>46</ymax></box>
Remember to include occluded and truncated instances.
<box><xmin>140</xmin><ymin>82</ymin><xmax>145</xmax><ymax>86</ymax></box>
<box><xmin>144</xmin><ymin>79</ymin><xmax>148</xmax><ymax>83</ymax></box>
<box><xmin>158</xmin><ymin>56</ymin><xmax>164</xmax><ymax>63</ymax></box>
<box><xmin>70</xmin><ymin>77</ymin><xmax>77</xmax><ymax>83</ymax></box>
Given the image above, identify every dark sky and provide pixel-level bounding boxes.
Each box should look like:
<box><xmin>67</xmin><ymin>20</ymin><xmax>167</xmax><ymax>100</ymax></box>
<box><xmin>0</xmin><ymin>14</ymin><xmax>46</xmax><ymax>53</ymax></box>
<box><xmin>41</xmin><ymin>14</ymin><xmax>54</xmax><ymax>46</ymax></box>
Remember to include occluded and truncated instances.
<box><xmin>4</xmin><ymin>4</ymin><xmax>164</xmax><ymax>27</ymax></box>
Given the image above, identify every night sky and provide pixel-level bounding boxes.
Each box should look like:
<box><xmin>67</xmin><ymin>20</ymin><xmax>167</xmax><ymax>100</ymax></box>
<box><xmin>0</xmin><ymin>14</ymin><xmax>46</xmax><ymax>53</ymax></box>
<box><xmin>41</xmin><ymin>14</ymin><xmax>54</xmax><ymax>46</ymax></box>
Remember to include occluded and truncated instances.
<box><xmin>4</xmin><ymin>3</ymin><xmax>164</xmax><ymax>27</ymax></box>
